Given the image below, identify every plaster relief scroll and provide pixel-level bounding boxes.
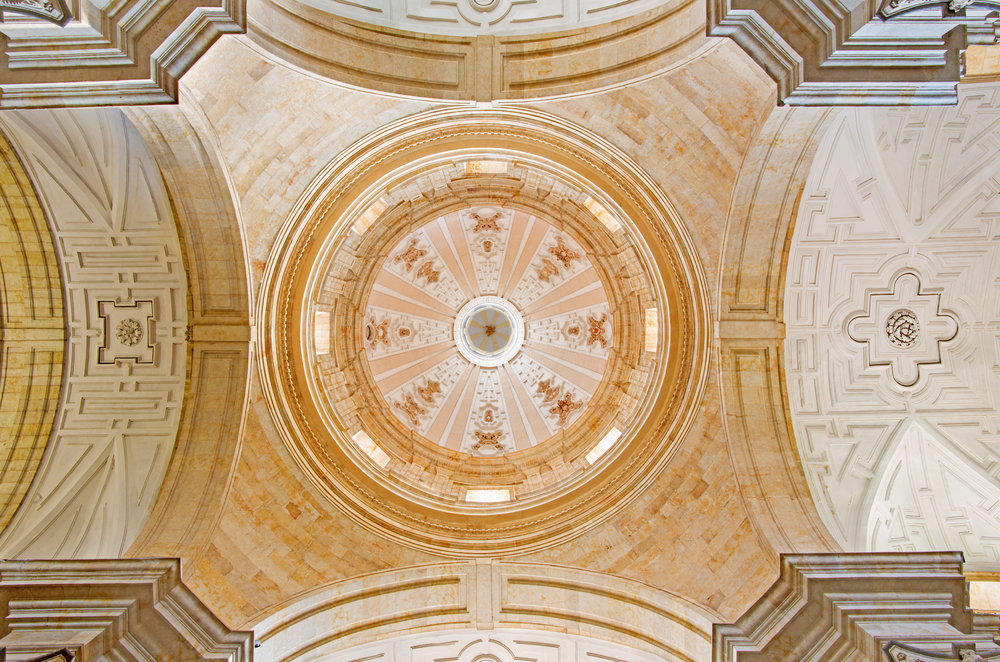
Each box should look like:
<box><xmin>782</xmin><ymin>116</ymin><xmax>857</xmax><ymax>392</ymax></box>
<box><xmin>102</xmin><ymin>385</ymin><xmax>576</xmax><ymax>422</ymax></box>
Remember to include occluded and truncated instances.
<box><xmin>383</xmin><ymin>230</ymin><xmax>466</xmax><ymax>311</ymax></box>
<box><xmin>509</xmin><ymin>228</ymin><xmax>590</xmax><ymax>310</ymax></box>
<box><xmin>785</xmin><ymin>86</ymin><xmax>1000</xmax><ymax>570</ymax></box>
<box><xmin>460</xmin><ymin>206</ymin><xmax>512</xmax><ymax>295</ymax></box>
<box><xmin>0</xmin><ymin>108</ymin><xmax>186</xmax><ymax>559</ymax></box>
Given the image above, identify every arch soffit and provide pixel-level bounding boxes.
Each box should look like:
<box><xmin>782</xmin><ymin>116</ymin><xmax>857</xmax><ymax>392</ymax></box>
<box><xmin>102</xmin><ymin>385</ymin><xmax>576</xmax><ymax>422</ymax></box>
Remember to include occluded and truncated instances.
<box><xmin>122</xmin><ymin>106</ymin><xmax>253</xmax><ymax>575</ymax></box>
<box><xmin>716</xmin><ymin>105</ymin><xmax>842</xmax><ymax>557</ymax></box>
<box><xmin>251</xmin><ymin>561</ymin><xmax>717</xmax><ymax>662</ymax></box>
<box><xmin>0</xmin><ymin>130</ymin><xmax>64</xmax><ymax>537</ymax></box>
<box><xmin>244</xmin><ymin>0</ymin><xmax>709</xmax><ymax>101</ymax></box>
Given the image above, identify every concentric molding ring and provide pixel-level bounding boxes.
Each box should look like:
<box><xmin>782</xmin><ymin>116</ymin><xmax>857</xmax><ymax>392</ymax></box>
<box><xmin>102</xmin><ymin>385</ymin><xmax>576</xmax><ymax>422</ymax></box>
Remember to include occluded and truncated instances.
<box><xmin>454</xmin><ymin>296</ymin><xmax>525</xmax><ymax>367</ymax></box>
<box><xmin>255</xmin><ymin>106</ymin><xmax>712</xmax><ymax>557</ymax></box>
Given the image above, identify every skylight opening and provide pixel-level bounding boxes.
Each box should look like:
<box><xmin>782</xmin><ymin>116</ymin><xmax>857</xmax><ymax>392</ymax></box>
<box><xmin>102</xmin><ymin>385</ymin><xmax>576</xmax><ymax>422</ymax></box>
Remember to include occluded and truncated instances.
<box><xmin>586</xmin><ymin>427</ymin><xmax>622</xmax><ymax>465</ymax></box>
<box><xmin>644</xmin><ymin>308</ymin><xmax>658</xmax><ymax>353</ymax></box>
<box><xmin>352</xmin><ymin>198</ymin><xmax>388</xmax><ymax>235</ymax></box>
<box><xmin>352</xmin><ymin>430</ymin><xmax>391</xmax><ymax>468</ymax></box>
<box><xmin>464</xmin><ymin>160</ymin><xmax>507</xmax><ymax>175</ymax></box>
<box><xmin>465</xmin><ymin>488</ymin><xmax>511</xmax><ymax>503</ymax></box>
<box><xmin>584</xmin><ymin>196</ymin><xmax>622</xmax><ymax>233</ymax></box>
<box><xmin>315</xmin><ymin>311</ymin><xmax>331</xmax><ymax>355</ymax></box>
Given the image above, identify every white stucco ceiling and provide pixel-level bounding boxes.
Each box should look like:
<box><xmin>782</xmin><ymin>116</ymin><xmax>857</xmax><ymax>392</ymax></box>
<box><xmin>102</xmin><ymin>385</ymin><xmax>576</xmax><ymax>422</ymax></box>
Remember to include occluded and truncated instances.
<box><xmin>785</xmin><ymin>85</ymin><xmax>1000</xmax><ymax>571</ymax></box>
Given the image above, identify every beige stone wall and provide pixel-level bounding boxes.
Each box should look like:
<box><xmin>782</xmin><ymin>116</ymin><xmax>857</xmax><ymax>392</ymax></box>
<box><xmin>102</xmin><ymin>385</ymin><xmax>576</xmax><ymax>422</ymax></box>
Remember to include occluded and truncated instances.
<box><xmin>715</xmin><ymin>106</ymin><xmax>841</xmax><ymax>558</ymax></box>
<box><xmin>0</xmin><ymin>132</ymin><xmax>63</xmax><ymax>536</ymax></box>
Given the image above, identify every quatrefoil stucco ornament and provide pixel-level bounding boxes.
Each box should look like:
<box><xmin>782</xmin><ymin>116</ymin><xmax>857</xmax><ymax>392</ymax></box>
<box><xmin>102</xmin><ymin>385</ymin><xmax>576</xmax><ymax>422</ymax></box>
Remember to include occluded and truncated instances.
<box><xmin>847</xmin><ymin>272</ymin><xmax>958</xmax><ymax>387</ymax></box>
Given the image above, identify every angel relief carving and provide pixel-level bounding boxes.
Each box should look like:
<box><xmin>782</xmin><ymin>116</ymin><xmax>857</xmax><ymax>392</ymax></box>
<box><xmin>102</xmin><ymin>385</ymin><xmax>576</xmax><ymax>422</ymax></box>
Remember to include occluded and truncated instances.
<box><xmin>395</xmin><ymin>394</ymin><xmax>427</xmax><ymax>426</ymax></box>
<box><xmin>538</xmin><ymin>259</ymin><xmax>560</xmax><ymax>283</ymax></box>
<box><xmin>394</xmin><ymin>238</ymin><xmax>427</xmax><ymax>271</ymax></box>
<box><xmin>550</xmin><ymin>393</ymin><xmax>583</xmax><ymax>427</ymax></box>
<box><xmin>548</xmin><ymin>236</ymin><xmax>580</xmax><ymax>268</ymax></box>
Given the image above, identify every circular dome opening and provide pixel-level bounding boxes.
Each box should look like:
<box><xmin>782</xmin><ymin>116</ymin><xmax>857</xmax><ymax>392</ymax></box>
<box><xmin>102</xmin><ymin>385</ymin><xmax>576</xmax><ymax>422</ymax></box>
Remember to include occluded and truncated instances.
<box><xmin>456</xmin><ymin>296</ymin><xmax>524</xmax><ymax>365</ymax></box>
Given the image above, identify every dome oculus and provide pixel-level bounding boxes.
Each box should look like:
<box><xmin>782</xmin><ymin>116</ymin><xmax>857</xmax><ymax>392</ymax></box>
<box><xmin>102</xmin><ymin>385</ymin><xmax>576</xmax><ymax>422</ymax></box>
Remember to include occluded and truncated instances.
<box><xmin>455</xmin><ymin>296</ymin><xmax>525</xmax><ymax>366</ymax></box>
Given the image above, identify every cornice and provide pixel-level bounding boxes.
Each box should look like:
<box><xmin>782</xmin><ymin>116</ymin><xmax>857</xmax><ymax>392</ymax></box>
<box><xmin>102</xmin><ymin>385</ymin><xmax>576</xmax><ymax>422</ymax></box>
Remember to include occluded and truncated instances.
<box><xmin>0</xmin><ymin>0</ymin><xmax>244</xmax><ymax>107</ymax></box>
<box><xmin>708</xmin><ymin>0</ymin><xmax>998</xmax><ymax>105</ymax></box>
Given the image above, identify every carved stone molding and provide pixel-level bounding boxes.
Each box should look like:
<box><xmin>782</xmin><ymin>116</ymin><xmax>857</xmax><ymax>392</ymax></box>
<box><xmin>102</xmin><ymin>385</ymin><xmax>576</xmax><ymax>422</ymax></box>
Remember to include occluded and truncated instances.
<box><xmin>0</xmin><ymin>558</ymin><xmax>252</xmax><ymax>662</ymax></box>
<box><xmin>714</xmin><ymin>553</ymin><xmax>1000</xmax><ymax>662</ymax></box>
<box><xmin>0</xmin><ymin>0</ymin><xmax>244</xmax><ymax>108</ymax></box>
<box><xmin>253</xmin><ymin>562</ymin><xmax>714</xmax><ymax>661</ymax></box>
<box><xmin>0</xmin><ymin>108</ymin><xmax>188</xmax><ymax>560</ymax></box>
<box><xmin>0</xmin><ymin>0</ymin><xmax>70</xmax><ymax>24</ymax></box>
<box><xmin>708</xmin><ymin>0</ymin><xmax>1000</xmax><ymax>105</ymax></box>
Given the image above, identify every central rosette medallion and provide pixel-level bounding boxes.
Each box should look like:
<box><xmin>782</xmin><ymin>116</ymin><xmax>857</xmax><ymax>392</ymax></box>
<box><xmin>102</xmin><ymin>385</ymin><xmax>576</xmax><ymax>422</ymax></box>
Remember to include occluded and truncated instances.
<box><xmin>455</xmin><ymin>296</ymin><xmax>525</xmax><ymax>366</ymax></box>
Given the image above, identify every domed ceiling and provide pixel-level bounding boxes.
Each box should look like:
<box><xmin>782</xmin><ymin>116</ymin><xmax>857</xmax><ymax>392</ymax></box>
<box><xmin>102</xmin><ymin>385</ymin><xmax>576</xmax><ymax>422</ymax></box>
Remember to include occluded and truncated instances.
<box><xmin>257</xmin><ymin>108</ymin><xmax>710</xmax><ymax>555</ymax></box>
<box><xmin>365</xmin><ymin>206</ymin><xmax>611</xmax><ymax>457</ymax></box>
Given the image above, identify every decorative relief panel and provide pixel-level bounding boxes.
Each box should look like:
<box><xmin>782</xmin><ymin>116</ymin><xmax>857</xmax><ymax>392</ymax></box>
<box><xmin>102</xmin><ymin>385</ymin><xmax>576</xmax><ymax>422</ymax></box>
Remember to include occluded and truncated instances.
<box><xmin>526</xmin><ymin>305</ymin><xmax>613</xmax><ymax>356</ymax></box>
<box><xmin>384</xmin><ymin>230</ymin><xmax>466</xmax><ymax>311</ymax></box>
<box><xmin>385</xmin><ymin>354</ymin><xmax>470</xmax><ymax>435</ymax></box>
<box><xmin>363</xmin><ymin>306</ymin><xmax>452</xmax><ymax>358</ymax></box>
<box><xmin>0</xmin><ymin>108</ymin><xmax>187</xmax><ymax>559</ymax></box>
<box><xmin>459</xmin><ymin>369</ymin><xmax>516</xmax><ymax>456</ymax></box>
<box><xmin>98</xmin><ymin>300</ymin><xmax>155</xmax><ymax>364</ymax></box>
<box><xmin>359</xmin><ymin>207</ymin><xmax>607</xmax><ymax>456</ymax></box>
<box><xmin>784</xmin><ymin>86</ymin><xmax>1000</xmax><ymax>570</ymax></box>
<box><xmin>460</xmin><ymin>206</ymin><xmax>512</xmax><ymax>295</ymax></box>
<box><xmin>508</xmin><ymin>227</ymin><xmax>590</xmax><ymax>310</ymax></box>
<box><xmin>509</xmin><ymin>353</ymin><xmax>589</xmax><ymax>435</ymax></box>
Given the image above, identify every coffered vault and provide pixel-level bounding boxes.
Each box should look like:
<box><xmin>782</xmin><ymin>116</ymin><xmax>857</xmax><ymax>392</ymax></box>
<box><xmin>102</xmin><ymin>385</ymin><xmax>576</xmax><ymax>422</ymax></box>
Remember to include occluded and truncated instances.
<box><xmin>6</xmin><ymin>0</ymin><xmax>1000</xmax><ymax>658</ymax></box>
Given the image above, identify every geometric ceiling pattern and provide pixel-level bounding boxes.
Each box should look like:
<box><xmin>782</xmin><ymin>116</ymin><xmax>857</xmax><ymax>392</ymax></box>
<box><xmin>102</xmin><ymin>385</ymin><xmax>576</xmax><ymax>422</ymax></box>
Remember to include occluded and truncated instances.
<box><xmin>367</xmin><ymin>207</ymin><xmax>610</xmax><ymax>457</ymax></box>
<box><xmin>785</xmin><ymin>85</ymin><xmax>1000</xmax><ymax>571</ymax></box>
